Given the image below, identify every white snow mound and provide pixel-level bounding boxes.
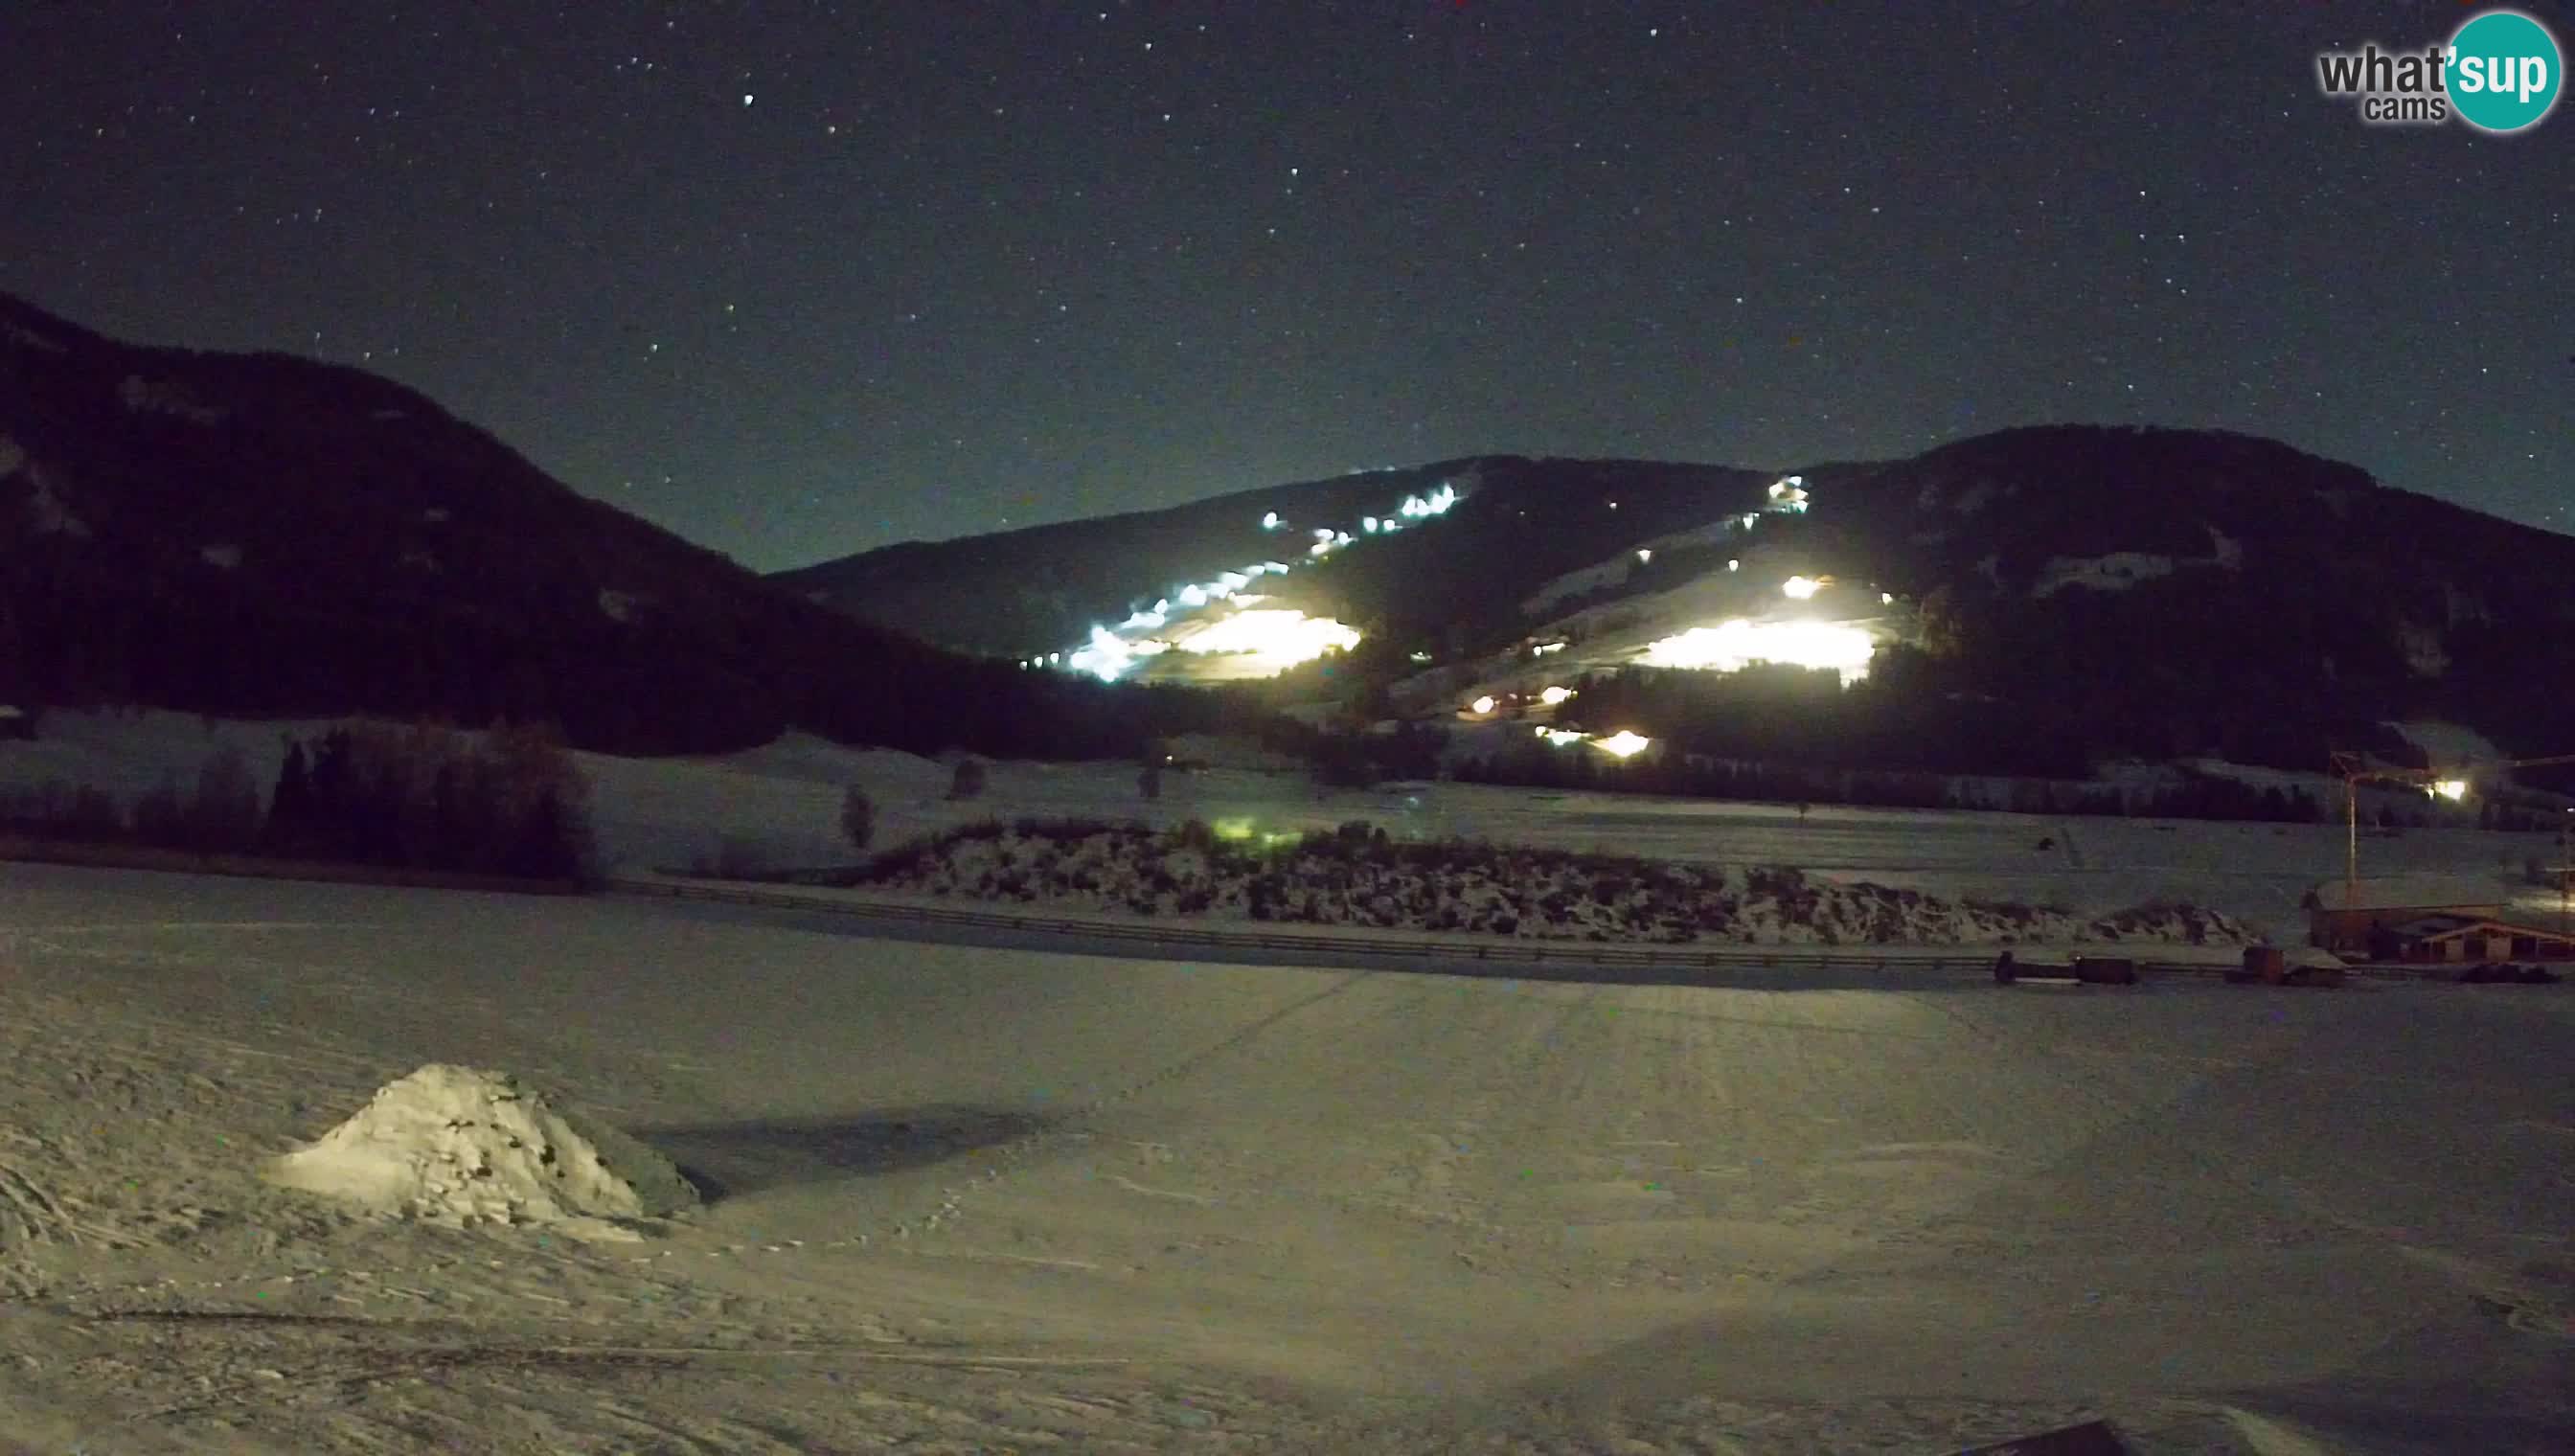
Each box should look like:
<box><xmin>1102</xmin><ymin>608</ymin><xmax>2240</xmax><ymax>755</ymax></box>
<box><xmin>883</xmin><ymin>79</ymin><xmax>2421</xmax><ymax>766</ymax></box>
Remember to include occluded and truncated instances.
<box><xmin>266</xmin><ymin>1064</ymin><xmax>697</xmax><ymax>1238</ymax></box>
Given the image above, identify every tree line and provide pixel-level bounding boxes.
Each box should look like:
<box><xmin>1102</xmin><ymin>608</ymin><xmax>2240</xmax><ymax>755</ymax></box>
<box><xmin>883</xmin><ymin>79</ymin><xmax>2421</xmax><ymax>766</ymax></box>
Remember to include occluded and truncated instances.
<box><xmin>0</xmin><ymin>720</ymin><xmax>596</xmax><ymax>881</ymax></box>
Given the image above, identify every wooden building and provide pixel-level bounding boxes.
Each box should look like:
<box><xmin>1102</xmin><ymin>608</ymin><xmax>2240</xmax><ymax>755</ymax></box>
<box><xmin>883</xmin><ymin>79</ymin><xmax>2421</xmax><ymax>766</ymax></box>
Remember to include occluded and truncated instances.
<box><xmin>2305</xmin><ymin>874</ymin><xmax>2575</xmax><ymax>961</ymax></box>
<box><xmin>2304</xmin><ymin>875</ymin><xmax>2501</xmax><ymax>955</ymax></box>
<box><xmin>2371</xmin><ymin>915</ymin><xmax>2575</xmax><ymax>965</ymax></box>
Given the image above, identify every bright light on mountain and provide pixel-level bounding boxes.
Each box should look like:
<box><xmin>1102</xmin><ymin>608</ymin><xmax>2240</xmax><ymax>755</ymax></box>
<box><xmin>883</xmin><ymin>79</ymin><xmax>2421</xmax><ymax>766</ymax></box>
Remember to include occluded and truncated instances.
<box><xmin>1538</xmin><ymin>685</ymin><xmax>1573</xmax><ymax>705</ymax></box>
<box><xmin>1398</xmin><ymin>483</ymin><xmax>1458</xmax><ymax>519</ymax></box>
<box><xmin>1594</xmin><ymin>731</ymin><xmax>1652</xmax><ymax>759</ymax></box>
<box><xmin>1640</xmin><ymin>620</ymin><xmax>1877</xmax><ymax>684</ymax></box>
<box><xmin>1068</xmin><ymin>626</ymin><xmax>1147</xmax><ymax>681</ymax></box>
<box><xmin>1173</xmin><ymin>609</ymin><xmax>1359</xmax><ymax>670</ymax></box>
<box><xmin>1782</xmin><ymin>576</ymin><xmax>1821</xmax><ymax>600</ymax></box>
<box><xmin>1050</xmin><ymin>481</ymin><xmax>1467</xmax><ymax>683</ymax></box>
<box><xmin>1471</xmin><ymin>694</ymin><xmax>1496</xmax><ymax>714</ymax></box>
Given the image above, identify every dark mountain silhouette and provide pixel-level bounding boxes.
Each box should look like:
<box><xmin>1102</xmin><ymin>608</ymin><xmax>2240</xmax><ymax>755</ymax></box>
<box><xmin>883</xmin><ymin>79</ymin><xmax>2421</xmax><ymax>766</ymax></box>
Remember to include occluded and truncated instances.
<box><xmin>0</xmin><ymin>292</ymin><xmax>1236</xmax><ymax>758</ymax></box>
<box><xmin>11</xmin><ymin>287</ymin><xmax>2567</xmax><ymax>784</ymax></box>
<box><xmin>776</xmin><ymin>455</ymin><xmax>1778</xmax><ymax>658</ymax></box>
<box><xmin>781</xmin><ymin>425</ymin><xmax>2575</xmax><ymax>781</ymax></box>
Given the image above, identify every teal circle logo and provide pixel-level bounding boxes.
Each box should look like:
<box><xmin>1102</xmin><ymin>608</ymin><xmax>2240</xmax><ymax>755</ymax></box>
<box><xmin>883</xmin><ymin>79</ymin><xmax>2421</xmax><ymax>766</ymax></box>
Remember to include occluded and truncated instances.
<box><xmin>2447</xmin><ymin>10</ymin><xmax>2562</xmax><ymax>133</ymax></box>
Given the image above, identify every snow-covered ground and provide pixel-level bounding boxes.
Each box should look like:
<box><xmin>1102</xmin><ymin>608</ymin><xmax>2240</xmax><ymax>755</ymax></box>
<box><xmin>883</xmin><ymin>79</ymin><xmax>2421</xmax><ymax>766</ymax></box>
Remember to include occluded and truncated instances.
<box><xmin>1</xmin><ymin>862</ymin><xmax>2567</xmax><ymax>1452</ymax></box>
<box><xmin>11</xmin><ymin>710</ymin><xmax>2571</xmax><ymax>947</ymax></box>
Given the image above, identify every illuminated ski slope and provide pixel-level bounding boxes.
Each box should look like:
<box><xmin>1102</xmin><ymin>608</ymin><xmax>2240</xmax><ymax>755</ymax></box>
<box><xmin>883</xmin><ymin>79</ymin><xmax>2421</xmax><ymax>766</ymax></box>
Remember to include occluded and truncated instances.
<box><xmin>1044</xmin><ymin>480</ymin><xmax>1462</xmax><ymax>682</ymax></box>
<box><xmin>1032</xmin><ymin>469</ymin><xmax>1874</xmax><ymax>694</ymax></box>
<box><xmin>1429</xmin><ymin>477</ymin><xmax>1902</xmax><ymax>759</ymax></box>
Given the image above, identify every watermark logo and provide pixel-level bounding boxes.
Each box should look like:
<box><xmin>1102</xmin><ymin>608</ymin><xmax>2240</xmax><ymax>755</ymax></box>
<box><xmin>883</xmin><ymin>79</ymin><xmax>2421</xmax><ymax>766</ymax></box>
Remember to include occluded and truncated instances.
<box><xmin>2315</xmin><ymin>7</ymin><xmax>2562</xmax><ymax>133</ymax></box>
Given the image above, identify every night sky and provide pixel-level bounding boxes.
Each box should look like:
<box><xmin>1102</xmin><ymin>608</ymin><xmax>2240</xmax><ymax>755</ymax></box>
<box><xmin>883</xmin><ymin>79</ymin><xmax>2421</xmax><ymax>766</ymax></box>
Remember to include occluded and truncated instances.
<box><xmin>7</xmin><ymin>2</ymin><xmax>2568</xmax><ymax>572</ymax></box>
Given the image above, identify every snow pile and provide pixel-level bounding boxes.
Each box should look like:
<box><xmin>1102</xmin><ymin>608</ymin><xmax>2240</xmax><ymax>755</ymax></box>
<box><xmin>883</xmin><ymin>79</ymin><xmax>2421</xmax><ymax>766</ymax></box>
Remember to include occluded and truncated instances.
<box><xmin>266</xmin><ymin>1064</ymin><xmax>697</xmax><ymax>1239</ymax></box>
<box><xmin>836</xmin><ymin>821</ymin><xmax>2259</xmax><ymax>947</ymax></box>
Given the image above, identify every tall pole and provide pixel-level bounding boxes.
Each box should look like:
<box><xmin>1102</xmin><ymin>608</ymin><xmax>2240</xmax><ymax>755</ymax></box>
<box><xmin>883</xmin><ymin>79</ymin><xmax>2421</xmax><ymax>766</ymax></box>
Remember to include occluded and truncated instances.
<box><xmin>2561</xmin><ymin>808</ymin><xmax>2569</xmax><ymax>949</ymax></box>
<box><xmin>2345</xmin><ymin>774</ymin><xmax>2359</xmax><ymax>915</ymax></box>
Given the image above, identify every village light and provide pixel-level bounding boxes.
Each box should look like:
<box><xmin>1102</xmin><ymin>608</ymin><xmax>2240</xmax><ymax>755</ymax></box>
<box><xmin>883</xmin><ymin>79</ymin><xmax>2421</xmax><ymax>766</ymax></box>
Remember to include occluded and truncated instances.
<box><xmin>1471</xmin><ymin>694</ymin><xmax>1495</xmax><ymax>715</ymax></box>
<box><xmin>2431</xmin><ymin>779</ymin><xmax>2469</xmax><ymax>801</ymax></box>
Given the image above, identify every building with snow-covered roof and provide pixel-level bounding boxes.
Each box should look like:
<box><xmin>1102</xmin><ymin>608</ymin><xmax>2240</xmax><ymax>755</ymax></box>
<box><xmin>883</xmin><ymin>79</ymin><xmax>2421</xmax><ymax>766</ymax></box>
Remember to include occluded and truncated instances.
<box><xmin>2303</xmin><ymin>875</ymin><xmax>2502</xmax><ymax>954</ymax></box>
<box><xmin>2368</xmin><ymin>914</ymin><xmax>2575</xmax><ymax>966</ymax></box>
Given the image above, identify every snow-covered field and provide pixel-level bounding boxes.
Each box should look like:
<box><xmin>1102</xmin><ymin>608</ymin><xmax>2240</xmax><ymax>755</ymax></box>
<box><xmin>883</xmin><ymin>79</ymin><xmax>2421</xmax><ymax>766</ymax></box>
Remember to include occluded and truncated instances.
<box><xmin>1</xmin><ymin>862</ymin><xmax>2569</xmax><ymax>1453</ymax></box>
<box><xmin>11</xmin><ymin>710</ymin><xmax>2573</xmax><ymax>947</ymax></box>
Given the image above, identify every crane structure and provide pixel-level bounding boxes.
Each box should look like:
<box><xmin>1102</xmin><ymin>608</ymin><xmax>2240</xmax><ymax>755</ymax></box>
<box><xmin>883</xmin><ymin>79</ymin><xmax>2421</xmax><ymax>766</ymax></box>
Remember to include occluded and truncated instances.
<box><xmin>2330</xmin><ymin>749</ymin><xmax>2575</xmax><ymax>916</ymax></box>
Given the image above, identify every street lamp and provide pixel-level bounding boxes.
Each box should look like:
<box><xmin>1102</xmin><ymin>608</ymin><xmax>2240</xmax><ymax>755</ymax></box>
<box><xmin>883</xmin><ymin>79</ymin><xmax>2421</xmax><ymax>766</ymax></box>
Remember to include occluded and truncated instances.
<box><xmin>2562</xmin><ymin>808</ymin><xmax>2571</xmax><ymax>944</ymax></box>
<box><xmin>2332</xmin><ymin>747</ymin><xmax>2575</xmax><ymax>920</ymax></box>
<box><xmin>2330</xmin><ymin>751</ymin><xmax>2472</xmax><ymax>913</ymax></box>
